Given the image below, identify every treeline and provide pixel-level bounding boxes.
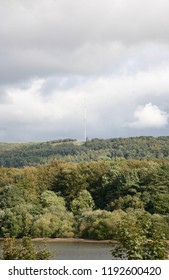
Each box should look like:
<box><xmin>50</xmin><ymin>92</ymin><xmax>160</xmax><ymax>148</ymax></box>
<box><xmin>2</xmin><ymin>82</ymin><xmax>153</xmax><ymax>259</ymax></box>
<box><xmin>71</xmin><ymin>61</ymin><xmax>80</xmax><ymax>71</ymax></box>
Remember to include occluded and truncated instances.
<box><xmin>1</xmin><ymin>136</ymin><xmax>169</xmax><ymax>167</ymax></box>
<box><xmin>0</xmin><ymin>159</ymin><xmax>169</xmax><ymax>240</ymax></box>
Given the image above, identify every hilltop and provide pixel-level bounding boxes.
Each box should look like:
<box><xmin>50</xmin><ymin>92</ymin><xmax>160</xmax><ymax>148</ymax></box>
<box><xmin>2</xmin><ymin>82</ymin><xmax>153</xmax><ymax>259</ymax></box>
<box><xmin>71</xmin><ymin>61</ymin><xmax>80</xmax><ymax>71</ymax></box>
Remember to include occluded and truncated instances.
<box><xmin>1</xmin><ymin>136</ymin><xmax>169</xmax><ymax>167</ymax></box>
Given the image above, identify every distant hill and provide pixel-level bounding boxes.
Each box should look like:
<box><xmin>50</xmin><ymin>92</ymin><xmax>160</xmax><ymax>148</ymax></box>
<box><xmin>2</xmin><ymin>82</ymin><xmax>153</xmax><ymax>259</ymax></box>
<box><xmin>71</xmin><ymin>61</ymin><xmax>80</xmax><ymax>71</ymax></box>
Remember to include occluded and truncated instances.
<box><xmin>1</xmin><ymin>136</ymin><xmax>169</xmax><ymax>167</ymax></box>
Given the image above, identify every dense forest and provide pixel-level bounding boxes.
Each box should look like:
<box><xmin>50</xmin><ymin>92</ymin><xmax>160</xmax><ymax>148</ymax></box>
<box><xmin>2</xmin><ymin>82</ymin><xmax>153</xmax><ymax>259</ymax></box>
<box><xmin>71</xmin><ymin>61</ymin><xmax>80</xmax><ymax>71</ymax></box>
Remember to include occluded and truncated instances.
<box><xmin>1</xmin><ymin>136</ymin><xmax>169</xmax><ymax>167</ymax></box>
<box><xmin>0</xmin><ymin>156</ymin><xmax>169</xmax><ymax>242</ymax></box>
<box><xmin>0</xmin><ymin>137</ymin><xmax>169</xmax><ymax>259</ymax></box>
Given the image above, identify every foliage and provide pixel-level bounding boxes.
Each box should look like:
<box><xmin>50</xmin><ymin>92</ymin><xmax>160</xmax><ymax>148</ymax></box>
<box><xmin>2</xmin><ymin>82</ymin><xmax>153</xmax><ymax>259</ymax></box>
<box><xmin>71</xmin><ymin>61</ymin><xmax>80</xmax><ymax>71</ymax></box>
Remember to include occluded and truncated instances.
<box><xmin>70</xmin><ymin>190</ymin><xmax>95</xmax><ymax>217</ymax></box>
<box><xmin>0</xmin><ymin>204</ymin><xmax>33</xmax><ymax>237</ymax></box>
<box><xmin>1</xmin><ymin>136</ymin><xmax>169</xmax><ymax>167</ymax></box>
<box><xmin>2</xmin><ymin>236</ymin><xmax>50</xmax><ymax>260</ymax></box>
<box><xmin>112</xmin><ymin>211</ymin><xmax>169</xmax><ymax>260</ymax></box>
<box><xmin>79</xmin><ymin>209</ymin><xmax>126</xmax><ymax>240</ymax></box>
<box><xmin>31</xmin><ymin>191</ymin><xmax>74</xmax><ymax>238</ymax></box>
<box><xmin>0</xmin><ymin>154</ymin><xmax>169</xmax><ymax>244</ymax></box>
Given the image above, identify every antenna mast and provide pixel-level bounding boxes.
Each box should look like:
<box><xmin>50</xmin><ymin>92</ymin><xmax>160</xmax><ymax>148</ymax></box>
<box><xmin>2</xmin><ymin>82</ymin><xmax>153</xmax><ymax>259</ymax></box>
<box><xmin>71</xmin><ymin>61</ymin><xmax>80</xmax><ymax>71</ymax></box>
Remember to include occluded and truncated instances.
<box><xmin>84</xmin><ymin>95</ymin><xmax>87</xmax><ymax>142</ymax></box>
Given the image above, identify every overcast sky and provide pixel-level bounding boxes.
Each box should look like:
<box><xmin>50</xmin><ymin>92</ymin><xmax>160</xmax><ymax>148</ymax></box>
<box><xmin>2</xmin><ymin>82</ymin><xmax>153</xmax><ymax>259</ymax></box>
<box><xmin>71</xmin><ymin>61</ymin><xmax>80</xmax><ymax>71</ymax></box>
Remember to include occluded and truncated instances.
<box><xmin>1</xmin><ymin>0</ymin><xmax>169</xmax><ymax>142</ymax></box>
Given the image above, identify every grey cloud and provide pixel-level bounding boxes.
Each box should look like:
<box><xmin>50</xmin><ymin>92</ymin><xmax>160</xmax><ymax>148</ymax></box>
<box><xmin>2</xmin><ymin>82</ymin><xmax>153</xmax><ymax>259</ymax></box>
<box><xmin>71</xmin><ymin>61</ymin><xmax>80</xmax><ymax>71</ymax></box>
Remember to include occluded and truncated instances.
<box><xmin>1</xmin><ymin>0</ymin><xmax>169</xmax><ymax>85</ymax></box>
<box><xmin>0</xmin><ymin>86</ymin><xmax>12</xmax><ymax>103</ymax></box>
<box><xmin>2</xmin><ymin>0</ymin><xmax>169</xmax><ymax>47</ymax></box>
<box><xmin>1</xmin><ymin>0</ymin><xmax>169</xmax><ymax>141</ymax></box>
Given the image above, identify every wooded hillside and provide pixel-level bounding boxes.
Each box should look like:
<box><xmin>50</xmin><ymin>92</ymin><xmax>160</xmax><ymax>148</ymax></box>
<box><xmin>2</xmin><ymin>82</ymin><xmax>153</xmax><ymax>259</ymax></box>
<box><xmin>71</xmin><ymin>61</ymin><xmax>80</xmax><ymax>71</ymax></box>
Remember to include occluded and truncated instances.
<box><xmin>1</xmin><ymin>136</ymin><xmax>169</xmax><ymax>167</ymax></box>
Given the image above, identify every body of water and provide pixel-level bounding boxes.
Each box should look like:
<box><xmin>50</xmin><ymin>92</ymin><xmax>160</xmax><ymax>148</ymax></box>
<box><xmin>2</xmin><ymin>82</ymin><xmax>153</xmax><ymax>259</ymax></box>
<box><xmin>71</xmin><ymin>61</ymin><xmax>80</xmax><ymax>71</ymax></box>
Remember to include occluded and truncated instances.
<box><xmin>46</xmin><ymin>241</ymin><xmax>112</xmax><ymax>260</ymax></box>
<box><xmin>0</xmin><ymin>240</ymin><xmax>113</xmax><ymax>260</ymax></box>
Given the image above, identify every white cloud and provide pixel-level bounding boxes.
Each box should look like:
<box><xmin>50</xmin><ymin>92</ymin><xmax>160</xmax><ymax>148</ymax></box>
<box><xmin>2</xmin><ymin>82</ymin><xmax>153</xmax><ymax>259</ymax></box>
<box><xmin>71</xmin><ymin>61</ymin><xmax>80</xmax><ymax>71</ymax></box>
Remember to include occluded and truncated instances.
<box><xmin>127</xmin><ymin>103</ymin><xmax>169</xmax><ymax>129</ymax></box>
<box><xmin>0</xmin><ymin>79</ymin><xmax>83</xmax><ymax>125</ymax></box>
<box><xmin>1</xmin><ymin>66</ymin><xmax>169</xmax><ymax>141</ymax></box>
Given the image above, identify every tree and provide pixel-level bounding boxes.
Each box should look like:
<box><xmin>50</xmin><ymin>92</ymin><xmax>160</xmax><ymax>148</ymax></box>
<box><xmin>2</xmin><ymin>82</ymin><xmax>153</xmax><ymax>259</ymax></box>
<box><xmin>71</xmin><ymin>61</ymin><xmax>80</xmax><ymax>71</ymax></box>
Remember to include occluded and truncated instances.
<box><xmin>70</xmin><ymin>190</ymin><xmax>95</xmax><ymax>217</ymax></box>
<box><xmin>112</xmin><ymin>211</ymin><xmax>168</xmax><ymax>260</ymax></box>
<box><xmin>32</xmin><ymin>211</ymin><xmax>74</xmax><ymax>238</ymax></box>
<box><xmin>40</xmin><ymin>190</ymin><xmax>66</xmax><ymax>209</ymax></box>
<box><xmin>0</xmin><ymin>185</ymin><xmax>25</xmax><ymax>209</ymax></box>
<box><xmin>0</xmin><ymin>204</ymin><xmax>33</xmax><ymax>237</ymax></box>
<box><xmin>79</xmin><ymin>209</ymin><xmax>126</xmax><ymax>240</ymax></box>
<box><xmin>2</xmin><ymin>236</ymin><xmax>50</xmax><ymax>260</ymax></box>
<box><xmin>109</xmin><ymin>195</ymin><xmax>144</xmax><ymax>211</ymax></box>
<box><xmin>148</xmin><ymin>194</ymin><xmax>169</xmax><ymax>215</ymax></box>
<box><xmin>31</xmin><ymin>191</ymin><xmax>74</xmax><ymax>238</ymax></box>
<box><xmin>70</xmin><ymin>190</ymin><xmax>95</xmax><ymax>235</ymax></box>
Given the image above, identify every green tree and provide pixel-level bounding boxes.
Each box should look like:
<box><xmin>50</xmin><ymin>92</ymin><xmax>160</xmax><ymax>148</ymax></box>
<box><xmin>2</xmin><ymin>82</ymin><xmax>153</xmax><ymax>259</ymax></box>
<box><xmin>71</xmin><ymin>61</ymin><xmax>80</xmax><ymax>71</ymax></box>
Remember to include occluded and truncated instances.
<box><xmin>0</xmin><ymin>204</ymin><xmax>33</xmax><ymax>237</ymax></box>
<box><xmin>112</xmin><ymin>211</ymin><xmax>168</xmax><ymax>260</ymax></box>
<box><xmin>0</xmin><ymin>185</ymin><xmax>25</xmax><ymax>209</ymax></box>
<box><xmin>32</xmin><ymin>191</ymin><xmax>74</xmax><ymax>238</ymax></box>
<box><xmin>40</xmin><ymin>190</ymin><xmax>66</xmax><ymax>209</ymax></box>
<box><xmin>109</xmin><ymin>195</ymin><xmax>144</xmax><ymax>211</ymax></box>
<box><xmin>32</xmin><ymin>212</ymin><xmax>74</xmax><ymax>238</ymax></box>
<box><xmin>148</xmin><ymin>194</ymin><xmax>169</xmax><ymax>215</ymax></box>
<box><xmin>79</xmin><ymin>209</ymin><xmax>126</xmax><ymax>240</ymax></box>
<box><xmin>2</xmin><ymin>236</ymin><xmax>50</xmax><ymax>260</ymax></box>
<box><xmin>70</xmin><ymin>190</ymin><xmax>95</xmax><ymax>235</ymax></box>
<box><xmin>70</xmin><ymin>190</ymin><xmax>95</xmax><ymax>217</ymax></box>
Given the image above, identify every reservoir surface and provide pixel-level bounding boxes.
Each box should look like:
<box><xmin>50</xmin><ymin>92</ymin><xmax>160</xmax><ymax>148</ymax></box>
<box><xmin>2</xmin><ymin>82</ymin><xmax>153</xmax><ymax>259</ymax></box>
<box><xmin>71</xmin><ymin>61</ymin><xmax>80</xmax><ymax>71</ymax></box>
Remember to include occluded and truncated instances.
<box><xmin>0</xmin><ymin>240</ymin><xmax>113</xmax><ymax>260</ymax></box>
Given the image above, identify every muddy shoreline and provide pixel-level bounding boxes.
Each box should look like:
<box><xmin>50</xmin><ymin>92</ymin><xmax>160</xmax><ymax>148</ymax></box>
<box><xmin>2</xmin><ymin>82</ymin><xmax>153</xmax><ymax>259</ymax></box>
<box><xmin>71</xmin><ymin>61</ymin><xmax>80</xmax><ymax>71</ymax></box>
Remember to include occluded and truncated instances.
<box><xmin>32</xmin><ymin>238</ymin><xmax>115</xmax><ymax>243</ymax></box>
<box><xmin>0</xmin><ymin>237</ymin><xmax>168</xmax><ymax>244</ymax></box>
<box><xmin>0</xmin><ymin>237</ymin><xmax>116</xmax><ymax>243</ymax></box>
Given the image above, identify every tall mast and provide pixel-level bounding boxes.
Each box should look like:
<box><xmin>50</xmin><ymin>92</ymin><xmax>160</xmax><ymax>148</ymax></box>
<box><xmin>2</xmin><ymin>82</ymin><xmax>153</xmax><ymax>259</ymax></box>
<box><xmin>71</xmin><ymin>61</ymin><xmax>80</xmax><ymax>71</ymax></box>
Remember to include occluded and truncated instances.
<box><xmin>84</xmin><ymin>95</ymin><xmax>87</xmax><ymax>142</ymax></box>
